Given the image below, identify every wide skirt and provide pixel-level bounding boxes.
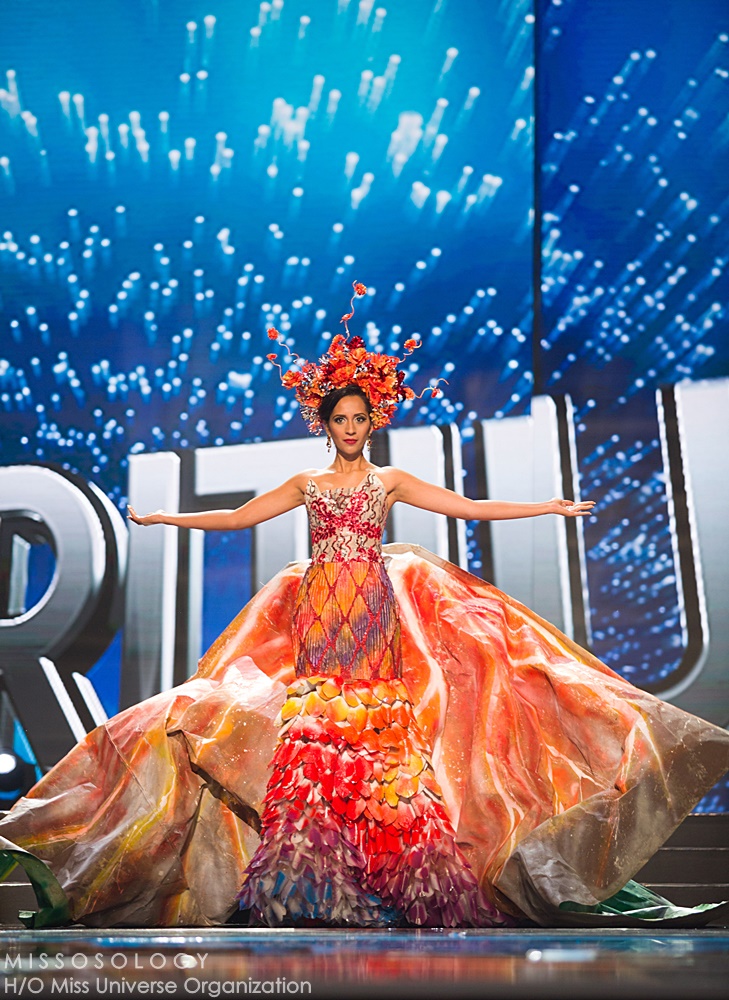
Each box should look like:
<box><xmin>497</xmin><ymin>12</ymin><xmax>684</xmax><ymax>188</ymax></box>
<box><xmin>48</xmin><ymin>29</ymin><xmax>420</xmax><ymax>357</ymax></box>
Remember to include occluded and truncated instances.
<box><xmin>0</xmin><ymin>545</ymin><xmax>728</xmax><ymax>927</ymax></box>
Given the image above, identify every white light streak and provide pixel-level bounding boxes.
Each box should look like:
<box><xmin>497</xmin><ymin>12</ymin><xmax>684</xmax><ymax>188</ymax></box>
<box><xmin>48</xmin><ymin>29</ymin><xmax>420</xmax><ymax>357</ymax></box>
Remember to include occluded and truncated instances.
<box><xmin>357</xmin><ymin>0</ymin><xmax>375</xmax><ymax>26</ymax></box>
<box><xmin>440</xmin><ymin>47</ymin><xmax>458</xmax><ymax>79</ymax></box>
<box><xmin>358</xmin><ymin>69</ymin><xmax>374</xmax><ymax>102</ymax></box>
<box><xmin>435</xmin><ymin>190</ymin><xmax>451</xmax><ymax>214</ymax></box>
<box><xmin>327</xmin><ymin>89</ymin><xmax>342</xmax><ymax>118</ymax></box>
<box><xmin>373</xmin><ymin>8</ymin><xmax>387</xmax><ymax>33</ymax></box>
<box><xmin>367</xmin><ymin>75</ymin><xmax>387</xmax><ymax>112</ymax></box>
<box><xmin>309</xmin><ymin>74</ymin><xmax>325</xmax><ymax>113</ymax></box>
<box><xmin>432</xmin><ymin>133</ymin><xmax>448</xmax><ymax>162</ymax></box>
<box><xmin>344</xmin><ymin>151</ymin><xmax>360</xmax><ymax>179</ymax></box>
<box><xmin>410</xmin><ymin>181</ymin><xmax>430</xmax><ymax>209</ymax></box>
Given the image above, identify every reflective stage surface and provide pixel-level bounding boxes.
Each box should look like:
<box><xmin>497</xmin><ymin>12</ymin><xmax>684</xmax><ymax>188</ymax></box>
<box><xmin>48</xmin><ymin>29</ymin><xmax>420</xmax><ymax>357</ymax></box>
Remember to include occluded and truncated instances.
<box><xmin>1</xmin><ymin>928</ymin><xmax>728</xmax><ymax>999</ymax></box>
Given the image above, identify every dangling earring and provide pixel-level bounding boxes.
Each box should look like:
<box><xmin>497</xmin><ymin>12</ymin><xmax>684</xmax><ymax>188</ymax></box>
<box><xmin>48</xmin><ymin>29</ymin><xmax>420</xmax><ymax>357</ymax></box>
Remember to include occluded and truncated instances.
<box><xmin>326</xmin><ymin>434</ymin><xmax>332</xmax><ymax>452</ymax></box>
<box><xmin>367</xmin><ymin>433</ymin><xmax>373</xmax><ymax>452</ymax></box>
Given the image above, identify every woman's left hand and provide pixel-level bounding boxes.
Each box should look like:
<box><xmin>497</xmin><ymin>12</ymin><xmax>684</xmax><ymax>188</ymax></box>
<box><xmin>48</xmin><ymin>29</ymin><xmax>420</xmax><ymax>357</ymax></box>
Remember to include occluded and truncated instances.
<box><xmin>550</xmin><ymin>498</ymin><xmax>596</xmax><ymax>517</ymax></box>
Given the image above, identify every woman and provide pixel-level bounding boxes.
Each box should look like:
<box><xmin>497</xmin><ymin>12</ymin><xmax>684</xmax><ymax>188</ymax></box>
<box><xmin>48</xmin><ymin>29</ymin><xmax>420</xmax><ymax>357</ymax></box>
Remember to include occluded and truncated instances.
<box><xmin>128</xmin><ymin>381</ymin><xmax>592</xmax><ymax>929</ymax></box>
<box><xmin>0</xmin><ymin>284</ymin><xmax>727</xmax><ymax>929</ymax></box>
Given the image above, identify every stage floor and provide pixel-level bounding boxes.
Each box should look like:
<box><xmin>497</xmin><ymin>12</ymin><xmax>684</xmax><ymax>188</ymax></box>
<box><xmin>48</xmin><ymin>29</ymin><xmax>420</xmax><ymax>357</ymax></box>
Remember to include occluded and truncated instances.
<box><xmin>0</xmin><ymin>928</ymin><xmax>727</xmax><ymax>999</ymax></box>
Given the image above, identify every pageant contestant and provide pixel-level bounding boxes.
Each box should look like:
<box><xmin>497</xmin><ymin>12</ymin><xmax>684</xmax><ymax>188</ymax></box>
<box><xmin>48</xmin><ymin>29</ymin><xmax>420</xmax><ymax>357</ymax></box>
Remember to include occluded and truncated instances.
<box><xmin>132</xmin><ymin>285</ymin><xmax>592</xmax><ymax>927</ymax></box>
<box><xmin>0</xmin><ymin>283</ymin><xmax>727</xmax><ymax>929</ymax></box>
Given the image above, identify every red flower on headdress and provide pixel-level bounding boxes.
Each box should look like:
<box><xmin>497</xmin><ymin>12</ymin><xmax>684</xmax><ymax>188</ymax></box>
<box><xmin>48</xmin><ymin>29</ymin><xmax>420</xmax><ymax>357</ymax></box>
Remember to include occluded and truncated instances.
<box><xmin>266</xmin><ymin>280</ymin><xmax>443</xmax><ymax>434</ymax></box>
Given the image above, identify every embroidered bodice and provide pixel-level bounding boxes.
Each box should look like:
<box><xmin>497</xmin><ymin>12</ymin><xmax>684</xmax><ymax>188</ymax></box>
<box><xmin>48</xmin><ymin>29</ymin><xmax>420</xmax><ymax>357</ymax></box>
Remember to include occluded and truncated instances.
<box><xmin>305</xmin><ymin>471</ymin><xmax>387</xmax><ymax>563</ymax></box>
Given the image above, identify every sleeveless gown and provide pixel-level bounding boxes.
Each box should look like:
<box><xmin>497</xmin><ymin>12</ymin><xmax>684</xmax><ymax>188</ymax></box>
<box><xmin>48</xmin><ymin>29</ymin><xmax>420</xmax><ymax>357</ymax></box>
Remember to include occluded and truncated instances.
<box><xmin>237</xmin><ymin>472</ymin><xmax>509</xmax><ymax>926</ymax></box>
<box><xmin>0</xmin><ymin>472</ymin><xmax>727</xmax><ymax>928</ymax></box>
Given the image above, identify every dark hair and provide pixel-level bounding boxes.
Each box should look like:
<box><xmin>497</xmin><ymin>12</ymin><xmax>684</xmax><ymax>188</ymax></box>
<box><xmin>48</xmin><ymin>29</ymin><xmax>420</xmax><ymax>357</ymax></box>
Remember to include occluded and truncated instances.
<box><xmin>318</xmin><ymin>385</ymin><xmax>372</xmax><ymax>425</ymax></box>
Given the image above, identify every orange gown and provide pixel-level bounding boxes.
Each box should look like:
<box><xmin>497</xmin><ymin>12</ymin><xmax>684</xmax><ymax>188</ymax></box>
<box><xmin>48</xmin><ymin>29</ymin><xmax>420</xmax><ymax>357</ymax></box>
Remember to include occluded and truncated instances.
<box><xmin>0</xmin><ymin>473</ymin><xmax>727</xmax><ymax>927</ymax></box>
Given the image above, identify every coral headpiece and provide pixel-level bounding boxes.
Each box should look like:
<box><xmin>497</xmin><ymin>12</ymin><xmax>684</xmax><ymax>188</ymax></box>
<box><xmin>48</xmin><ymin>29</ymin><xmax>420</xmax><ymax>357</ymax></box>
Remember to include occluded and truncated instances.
<box><xmin>267</xmin><ymin>281</ymin><xmax>441</xmax><ymax>435</ymax></box>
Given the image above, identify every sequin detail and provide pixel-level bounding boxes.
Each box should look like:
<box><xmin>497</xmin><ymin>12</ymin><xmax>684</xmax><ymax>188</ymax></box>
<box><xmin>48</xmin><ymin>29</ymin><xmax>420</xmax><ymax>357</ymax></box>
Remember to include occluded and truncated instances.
<box><xmin>237</xmin><ymin>675</ymin><xmax>512</xmax><ymax>928</ymax></box>
<box><xmin>306</xmin><ymin>472</ymin><xmax>386</xmax><ymax>563</ymax></box>
<box><xmin>293</xmin><ymin>560</ymin><xmax>401</xmax><ymax>680</ymax></box>
<box><xmin>293</xmin><ymin>474</ymin><xmax>401</xmax><ymax>679</ymax></box>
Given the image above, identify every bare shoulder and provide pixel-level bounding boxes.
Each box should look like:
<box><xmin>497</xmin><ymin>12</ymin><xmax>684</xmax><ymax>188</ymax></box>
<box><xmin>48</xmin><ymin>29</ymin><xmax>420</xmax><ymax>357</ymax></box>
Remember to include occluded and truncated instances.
<box><xmin>292</xmin><ymin>468</ymin><xmax>321</xmax><ymax>491</ymax></box>
<box><xmin>371</xmin><ymin>465</ymin><xmax>406</xmax><ymax>493</ymax></box>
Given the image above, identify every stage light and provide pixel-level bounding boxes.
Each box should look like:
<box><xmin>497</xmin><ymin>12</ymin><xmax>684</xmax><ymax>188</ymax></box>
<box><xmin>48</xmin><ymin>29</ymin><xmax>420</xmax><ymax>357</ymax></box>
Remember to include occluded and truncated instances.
<box><xmin>258</xmin><ymin>3</ymin><xmax>271</xmax><ymax>28</ymax></box>
<box><xmin>0</xmin><ymin>0</ymin><xmax>544</xmax><ymax>710</ymax></box>
<box><xmin>344</xmin><ymin>152</ymin><xmax>359</xmax><ymax>180</ymax></box>
<box><xmin>358</xmin><ymin>69</ymin><xmax>373</xmax><ymax>104</ymax></box>
<box><xmin>0</xmin><ymin>748</ymin><xmax>34</xmax><ymax>799</ymax></box>
<box><xmin>326</xmin><ymin>89</ymin><xmax>341</xmax><ymax>119</ymax></box>
<box><xmin>432</xmin><ymin>134</ymin><xmax>448</xmax><ymax>163</ymax></box>
<box><xmin>435</xmin><ymin>190</ymin><xmax>451</xmax><ymax>214</ymax></box>
<box><xmin>384</xmin><ymin>53</ymin><xmax>400</xmax><ymax>89</ymax></box>
<box><xmin>367</xmin><ymin>75</ymin><xmax>386</xmax><ymax>112</ymax></box>
<box><xmin>357</xmin><ymin>0</ymin><xmax>375</xmax><ymax>27</ymax></box>
<box><xmin>298</xmin><ymin>15</ymin><xmax>311</xmax><ymax>41</ymax></box>
<box><xmin>308</xmin><ymin>75</ymin><xmax>325</xmax><ymax>115</ymax></box>
<box><xmin>477</xmin><ymin>174</ymin><xmax>503</xmax><ymax>202</ymax></box>
<box><xmin>440</xmin><ymin>47</ymin><xmax>458</xmax><ymax>80</ymax></box>
<box><xmin>425</xmin><ymin>98</ymin><xmax>449</xmax><ymax>142</ymax></box>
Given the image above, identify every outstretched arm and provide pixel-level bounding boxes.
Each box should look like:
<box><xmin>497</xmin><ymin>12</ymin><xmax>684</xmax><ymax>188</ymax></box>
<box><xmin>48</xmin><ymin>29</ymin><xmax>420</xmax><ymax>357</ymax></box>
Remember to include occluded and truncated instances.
<box><xmin>127</xmin><ymin>474</ymin><xmax>305</xmax><ymax>531</ymax></box>
<box><xmin>390</xmin><ymin>470</ymin><xmax>595</xmax><ymax>520</ymax></box>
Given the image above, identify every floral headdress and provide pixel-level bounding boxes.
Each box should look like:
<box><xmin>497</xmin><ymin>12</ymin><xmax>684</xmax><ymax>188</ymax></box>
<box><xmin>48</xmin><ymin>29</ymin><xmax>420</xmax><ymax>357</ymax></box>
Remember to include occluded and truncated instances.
<box><xmin>266</xmin><ymin>281</ymin><xmax>442</xmax><ymax>435</ymax></box>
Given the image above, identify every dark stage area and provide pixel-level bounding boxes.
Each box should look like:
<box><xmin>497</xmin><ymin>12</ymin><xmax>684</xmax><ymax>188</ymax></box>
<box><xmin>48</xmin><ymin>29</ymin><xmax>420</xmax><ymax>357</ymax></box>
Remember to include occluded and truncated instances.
<box><xmin>1</xmin><ymin>927</ymin><xmax>729</xmax><ymax>999</ymax></box>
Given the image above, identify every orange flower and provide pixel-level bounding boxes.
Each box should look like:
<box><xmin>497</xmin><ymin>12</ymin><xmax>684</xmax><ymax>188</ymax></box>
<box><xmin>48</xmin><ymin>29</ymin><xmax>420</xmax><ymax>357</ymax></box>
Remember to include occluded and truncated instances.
<box><xmin>268</xmin><ymin>278</ymin><xmax>441</xmax><ymax>434</ymax></box>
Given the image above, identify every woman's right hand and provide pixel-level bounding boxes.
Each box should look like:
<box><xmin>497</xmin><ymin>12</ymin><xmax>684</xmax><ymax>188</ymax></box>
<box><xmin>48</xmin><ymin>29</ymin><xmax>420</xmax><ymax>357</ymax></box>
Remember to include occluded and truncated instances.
<box><xmin>124</xmin><ymin>474</ymin><xmax>306</xmax><ymax>532</ymax></box>
<box><xmin>127</xmin><ymin>505</ymin><xmax>167</xmax><ymax>527</ymax></box>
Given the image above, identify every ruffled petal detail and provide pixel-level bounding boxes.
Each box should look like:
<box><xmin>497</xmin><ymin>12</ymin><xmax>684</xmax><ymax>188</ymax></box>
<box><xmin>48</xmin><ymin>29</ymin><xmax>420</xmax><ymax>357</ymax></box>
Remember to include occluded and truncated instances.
<box><xmin>238</xmin><ymin>676</ymin><xmax>513</xmax><ymax>928</ymax></box>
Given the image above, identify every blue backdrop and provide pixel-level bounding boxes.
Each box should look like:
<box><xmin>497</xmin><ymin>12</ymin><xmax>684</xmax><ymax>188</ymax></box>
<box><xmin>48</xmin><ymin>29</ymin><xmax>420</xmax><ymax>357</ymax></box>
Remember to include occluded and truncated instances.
<box><xmin>0</xmin><ymin>0</ymin><xmax>727</xmax><ymax>807</ymax></box>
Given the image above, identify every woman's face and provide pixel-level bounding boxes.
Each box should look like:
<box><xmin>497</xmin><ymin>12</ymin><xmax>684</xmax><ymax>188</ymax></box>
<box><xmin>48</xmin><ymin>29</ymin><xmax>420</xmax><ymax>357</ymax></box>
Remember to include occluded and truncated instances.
<box><xmin>326</xmin><ymin>395</ymin><xmax>372</xmax><ymax>456</ymax></box>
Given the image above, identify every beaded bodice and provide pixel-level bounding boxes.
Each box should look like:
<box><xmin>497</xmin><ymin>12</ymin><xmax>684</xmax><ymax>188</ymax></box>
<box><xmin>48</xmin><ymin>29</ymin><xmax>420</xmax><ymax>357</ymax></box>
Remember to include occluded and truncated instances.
<box><xmin>305</xmin><ymin>471</ymin><xmax>387</xmax><ymax>563</ymax></box>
